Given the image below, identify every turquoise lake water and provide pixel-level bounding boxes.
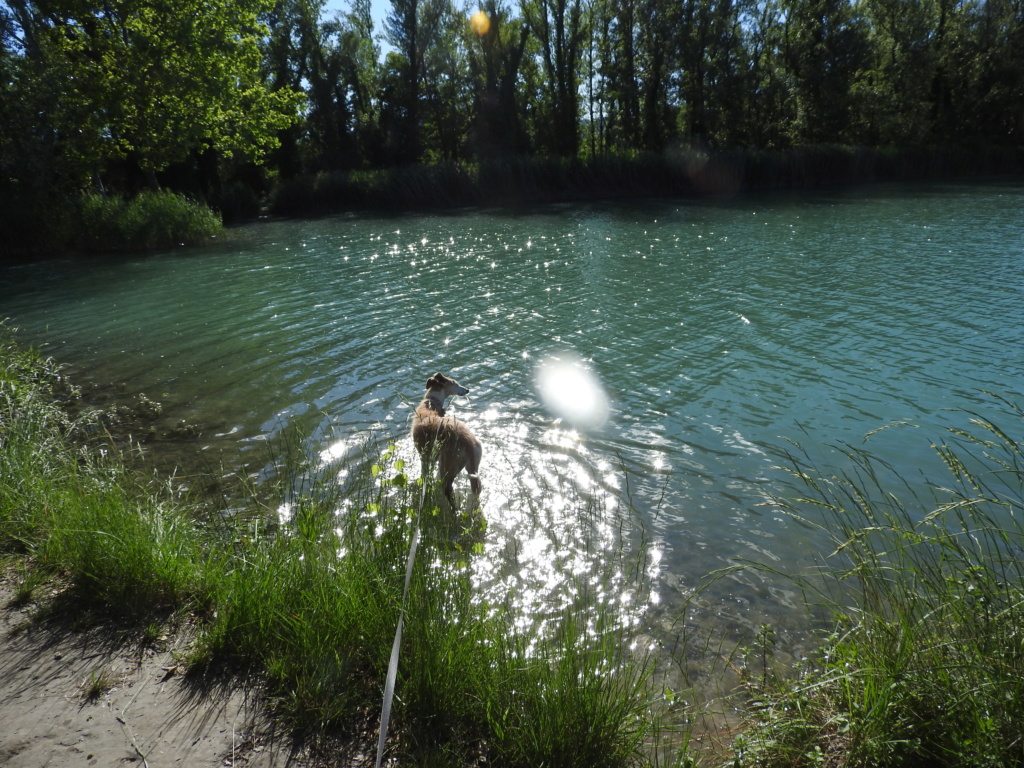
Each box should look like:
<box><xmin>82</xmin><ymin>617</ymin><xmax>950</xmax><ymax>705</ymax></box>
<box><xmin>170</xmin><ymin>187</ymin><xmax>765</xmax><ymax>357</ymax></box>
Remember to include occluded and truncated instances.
<box><xmin>3</xmin><ymin>180</ymin><xmax>1022</xmax><ymax>662</ymax></box>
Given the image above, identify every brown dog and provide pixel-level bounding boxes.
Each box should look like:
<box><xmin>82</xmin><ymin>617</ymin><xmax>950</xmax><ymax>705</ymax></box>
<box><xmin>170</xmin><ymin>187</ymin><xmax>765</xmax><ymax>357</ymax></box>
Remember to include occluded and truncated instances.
<box><xmin>412</xmin><ymin>373</ymin><xmax>482</xmax><ymax>507</ymax></box>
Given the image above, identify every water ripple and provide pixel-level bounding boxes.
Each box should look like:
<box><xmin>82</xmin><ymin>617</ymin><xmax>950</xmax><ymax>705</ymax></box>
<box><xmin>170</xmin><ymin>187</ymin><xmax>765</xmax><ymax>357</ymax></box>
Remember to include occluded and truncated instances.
<box><xmin>1</xmin><ymin>183</ymin><xmax>1022</xmax><ymax>647</ymax></box>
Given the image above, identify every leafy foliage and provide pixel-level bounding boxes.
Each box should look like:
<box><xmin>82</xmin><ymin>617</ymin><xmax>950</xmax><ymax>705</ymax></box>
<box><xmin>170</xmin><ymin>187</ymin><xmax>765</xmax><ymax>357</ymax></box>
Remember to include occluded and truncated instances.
<box><xmin>2</xmin><ymin>0</ymin><xmax>1023</xmax><ymax>246</ymax></box>
<box><xmin>2</xmin><ymin>0</ymin><xmax>300</xmax><ymax>189</ymax></box>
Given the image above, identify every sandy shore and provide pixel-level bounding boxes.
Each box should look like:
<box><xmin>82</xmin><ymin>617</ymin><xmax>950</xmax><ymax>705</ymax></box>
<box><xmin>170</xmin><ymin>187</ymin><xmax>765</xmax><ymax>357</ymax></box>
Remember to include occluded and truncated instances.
<box><xmin>0</xmin><ymin>578</ymin><xmax>315</xmax><ymax>768</ymax></box>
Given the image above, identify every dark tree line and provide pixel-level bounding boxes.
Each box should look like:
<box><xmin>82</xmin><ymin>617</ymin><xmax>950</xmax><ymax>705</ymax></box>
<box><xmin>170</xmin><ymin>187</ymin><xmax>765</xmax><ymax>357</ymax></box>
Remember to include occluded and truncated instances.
<box><xmin>1</xmin><ymin>0</ymin><xmax>1022</xmax><ymax>214</ymax></box>
<box><xmin>276</xmin><ymin>0</ymin><xmax>1023</xmax><ymax>174</ymax></box>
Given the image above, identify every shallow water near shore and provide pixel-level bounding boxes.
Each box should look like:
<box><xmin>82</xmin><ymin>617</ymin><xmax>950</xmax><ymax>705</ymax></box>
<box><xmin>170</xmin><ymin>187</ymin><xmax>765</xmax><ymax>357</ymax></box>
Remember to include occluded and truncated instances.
<box><xmin>2</xmin><ymin>180</ymin><xmax>1023</xmax><ymax>682</ymax></box>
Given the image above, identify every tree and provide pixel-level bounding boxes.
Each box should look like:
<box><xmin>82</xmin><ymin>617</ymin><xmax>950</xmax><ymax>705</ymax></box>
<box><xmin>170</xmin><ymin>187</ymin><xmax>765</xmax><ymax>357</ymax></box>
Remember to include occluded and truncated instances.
<box><xmin>929</xmin><ymin>0</ymin><xmax>1024</xmax><ymax>143</ymax></box>
<box><xmin>777</xmin><ymin>0</ymin><xmax>872</xmax><ymax>144</ymax></box>
<box><xmin>420</xmin><ymin>5</ymin><xmax>473</xmax><ymax>161</ymax></box>
<box><xmin>521</xmin><ymin>0</ymin><xmax>589</xmax><ymax>156</ymax></box>
<box><xmin>738</xmin><ymin>0</ymin><xmax>793</xmax><ymax>147</ymax></box>
<box><xmin>851</xmin><ymin>0</ymin><xmax>937</xmax><ymax>144</ymax></box>
<box><xmin>674</xmin><ymin>0</ymin><xmax>765</xmax><ymax>147</ymax></box>
<box><xmin>2</xmin><ymin>0</ymin><xmax>301</xmax><ymax>192</ymax></box>
<box><xmin>593</xmin><ymin>0</ymin><xmax>642</xmax><ymax>152</ymax></box>
<box><xmin>466</xmin><ymin>0</ymin><xmax>530</xmax><ymax>156</ymax></box>
<box><xmin>384</xmin><ymin>0</ymin><xmax>450</xmax><ymax>162</ymax></box>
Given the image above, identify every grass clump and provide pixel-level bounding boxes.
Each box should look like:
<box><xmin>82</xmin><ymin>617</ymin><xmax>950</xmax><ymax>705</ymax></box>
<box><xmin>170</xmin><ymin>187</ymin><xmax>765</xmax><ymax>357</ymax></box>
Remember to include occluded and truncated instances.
<box><xmin>81</xmin><ymin>667</ymin><xmax>117</xmax><ymax>702</ymax></box>
<box><xmin>71</xmin><ymin>190</ymin><xmax>223</xmax><ymax>252</ymax></box>
<box><xmin>730</xmin><ymin>397</ymin><xmax>1024</xmax><ymax>767</ymax></box>
<box><xmin>0</xmin><ymin>326</ymin><xmax>217</xmax><ymax>618</ymax></box>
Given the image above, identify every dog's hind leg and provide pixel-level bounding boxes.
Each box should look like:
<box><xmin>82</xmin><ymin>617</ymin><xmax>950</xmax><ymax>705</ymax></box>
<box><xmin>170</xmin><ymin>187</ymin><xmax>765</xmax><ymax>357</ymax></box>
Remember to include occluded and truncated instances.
<box><xmin>466</xmin><ymin>441</ymin><xmax>482</xmax><ymax>496</ymax></box>
<box><xmin>438</xmin><ymin>449</ymin><xmax>462</xmax><ymax>509</ymax></box>
<box><xmin>442</xmin><ymin>476</ymin><xmax>458</xmax><ymax>509</ymax></box>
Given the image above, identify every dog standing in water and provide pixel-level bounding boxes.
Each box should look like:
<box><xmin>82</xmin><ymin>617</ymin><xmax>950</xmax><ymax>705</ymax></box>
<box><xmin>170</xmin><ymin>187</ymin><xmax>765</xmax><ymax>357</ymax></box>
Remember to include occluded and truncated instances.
<box><xmin>412</xmin><ymin>373</ymin><xmax>482</xmax><ymax>508</ymax></box>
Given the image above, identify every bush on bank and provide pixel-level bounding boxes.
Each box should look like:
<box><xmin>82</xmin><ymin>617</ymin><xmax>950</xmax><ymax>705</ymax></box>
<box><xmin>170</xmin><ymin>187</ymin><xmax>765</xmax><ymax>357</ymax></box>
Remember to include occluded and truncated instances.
<box><xmin>71</xmin><ymin>191</ymin><xmax>224</xmax><ymax>252</ymax></box>
<box><xmin>0</xmin><ymin>190</ymin><xmax>223</xmax><ymax>259</ymax></box>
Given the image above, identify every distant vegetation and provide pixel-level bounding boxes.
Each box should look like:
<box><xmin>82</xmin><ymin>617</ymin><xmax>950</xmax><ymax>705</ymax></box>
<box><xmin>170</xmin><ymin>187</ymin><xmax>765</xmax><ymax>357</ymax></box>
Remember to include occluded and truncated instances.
<box><xmin>2</xmin><ymin>0</ymin><xmax>1022</xmax><ymax>255</ymax></box>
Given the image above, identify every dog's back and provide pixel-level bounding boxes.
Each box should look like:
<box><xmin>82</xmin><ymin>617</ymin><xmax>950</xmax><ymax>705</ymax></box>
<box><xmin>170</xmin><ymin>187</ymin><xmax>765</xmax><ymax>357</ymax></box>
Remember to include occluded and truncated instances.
<box><xmin>412</xmin><ymin>374</ymin><xmax>482</xmax><ymax>504</ymax></box>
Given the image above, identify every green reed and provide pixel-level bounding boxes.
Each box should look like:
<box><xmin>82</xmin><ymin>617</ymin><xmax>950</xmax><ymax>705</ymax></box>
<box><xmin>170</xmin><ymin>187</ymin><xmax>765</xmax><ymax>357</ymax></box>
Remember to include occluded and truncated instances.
<box><xmin>265</xmin><ymin>146</ymin><xmax>1024</xmax><ymax>219</ymax></box>
<box><xmin>0</xmin><ymin>329</ymin><xmax>217</xmax><ymax>616</ymax></box>
<box><xmin>730</xmin><ymin>396</ymin><xmax>1024</xmax><ymax>767</ymax></box>
<box><xmin>72</xmin><ymin>190</ymin><xmax>223</xmax><ymax>252</ymax></box>
<box><xmin>193</xmin><ymin>439</ymin><xmax>657</xmax><ymax>764</ymax></box>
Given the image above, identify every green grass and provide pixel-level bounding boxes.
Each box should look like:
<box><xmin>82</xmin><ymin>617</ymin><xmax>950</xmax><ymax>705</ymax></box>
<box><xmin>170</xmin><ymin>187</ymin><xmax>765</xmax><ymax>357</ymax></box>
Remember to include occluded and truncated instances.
<box><xmin>72</xmin><ymin>190</ymin><xmax>223</xmax><ymax>252</ymax></box>
<box><xmin>190</xmin><ymin>442</ymin><xmax>656</xmax><ymax>764</ymax></box>
<box><xmin>81</xmin><ymin>666</ymin><xmax>117</xmax><ymax>702</ymax></box>
<box><xmin>0</xmin><ymin>330</ymin><xmax>218</xmax><ymax>618</ymax></box>
<box><xmin>728</xmin><ymin>397</ymin><xmax>1024</xmax><ymax>767</ymax></box>
<box><xmin>0</xmin><ymin>326</ymin><xmax>661</xmax><ymax>766</ymax></box>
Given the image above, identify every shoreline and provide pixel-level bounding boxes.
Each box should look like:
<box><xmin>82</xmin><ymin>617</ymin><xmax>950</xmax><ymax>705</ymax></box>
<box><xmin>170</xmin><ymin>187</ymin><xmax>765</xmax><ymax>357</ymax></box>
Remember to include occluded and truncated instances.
<box><xmin>266</xmin><ymin>146</ymin><xmax>1024</xmax><ymax>217</ymax></box>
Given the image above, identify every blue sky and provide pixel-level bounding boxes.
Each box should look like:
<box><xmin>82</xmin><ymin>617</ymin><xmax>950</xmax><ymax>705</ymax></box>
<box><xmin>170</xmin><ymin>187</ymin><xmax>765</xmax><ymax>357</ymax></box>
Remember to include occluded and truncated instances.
<box><xmin>324</xmin><ymin>0</ymin><xmax>389</xmax><ymax>35</ymax></box>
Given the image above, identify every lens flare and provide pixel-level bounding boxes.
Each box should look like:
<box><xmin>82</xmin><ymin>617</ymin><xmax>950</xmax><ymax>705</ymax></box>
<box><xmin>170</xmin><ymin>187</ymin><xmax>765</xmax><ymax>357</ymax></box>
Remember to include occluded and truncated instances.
<box><xmin>534</xmin><ymin>353</ymin><xmax>610</xmax><ymax>431</ymax></box>
<box><xmin>470</xmin><ymin>10</ymin><xmax>490</xmax><ymax>36</ymax></box>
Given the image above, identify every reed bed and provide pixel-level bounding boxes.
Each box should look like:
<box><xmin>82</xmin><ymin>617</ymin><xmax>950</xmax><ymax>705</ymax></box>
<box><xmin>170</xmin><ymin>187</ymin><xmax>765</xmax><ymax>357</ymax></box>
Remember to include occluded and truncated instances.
<box><xmin>266</xmin><ymin>146</ymin><xmax>1024</xmax><ymax>218</ymax></box>
<box><xmin>729</xmin><ymin>397</ymin><xmax>1024</xmax><ymax>767</ymax></box>
<box><xmin>71</xmin><ymin>190</ymin><xmax>223</xmax><ymax>252</ymax></box>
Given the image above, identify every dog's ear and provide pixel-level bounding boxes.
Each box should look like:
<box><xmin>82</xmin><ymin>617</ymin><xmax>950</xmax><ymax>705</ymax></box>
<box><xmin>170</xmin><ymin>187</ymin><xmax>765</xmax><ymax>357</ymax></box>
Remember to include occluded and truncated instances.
<box><xmin>426</xmin><ymin>374</ymin><xmax>443</xmax><ymax>389</ymax></box>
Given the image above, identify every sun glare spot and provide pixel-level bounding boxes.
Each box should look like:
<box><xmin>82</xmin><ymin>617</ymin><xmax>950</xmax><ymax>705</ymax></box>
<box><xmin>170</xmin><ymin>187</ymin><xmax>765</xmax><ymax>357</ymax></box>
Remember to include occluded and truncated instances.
<box><xmin>535</xmin><ymin>353</ymin><xmax>610</xmax><ymax>431</ymax></box>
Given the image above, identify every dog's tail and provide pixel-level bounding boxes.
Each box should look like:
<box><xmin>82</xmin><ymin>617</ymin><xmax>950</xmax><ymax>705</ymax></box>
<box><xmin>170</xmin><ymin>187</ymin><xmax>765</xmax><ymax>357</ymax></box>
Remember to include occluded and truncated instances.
<box><xmin>468</xmin><ymin>473</ymin><xmax>481</xmax><ymax>495</ymax></box>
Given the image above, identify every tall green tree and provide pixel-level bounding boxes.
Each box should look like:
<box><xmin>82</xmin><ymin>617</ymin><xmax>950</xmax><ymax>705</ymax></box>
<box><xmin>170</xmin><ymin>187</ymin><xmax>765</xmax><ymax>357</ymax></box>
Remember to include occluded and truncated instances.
<box><xmin>466</xmin><ymin>0</ymin><xmax>530</xmax><ymax>156</ymax></box>
<box><xmin>593</xmin><ymin>0</ymin><xmax>641</xmax><ymax>152</ymax></box>
<box><xmin>969</xmin><ymin>0</ymin><xmax>1024</xmax><ymax>143</ymax></box>
<box><xmin>420</xmin><ymin>4</ymin><xmax>472</xmax><ymax>161</ymax></box>
<box><xmin>852</xmin><ymin>0</ymin><xmax>937</xmax><ymax>144</ymax></box>
<box><xmin>3</xmin><ymin>0</ymin><xmax>301</xmax><ymax>191</ymax></box>
<box><xmin>589</xmin><ymin>0</ymin><xmax>675</xmax><ymax>154</ymax></box>
<box><xmin>263</xmin><ymin>0</ymin><xmax>381</xmax><ymax>173</ymax></box>
<box><xmin>635</xmin><ymin>0</ymin><xmax>677</xmax><ymax>150</ymax></box>
<box><xmin>262</xmin><ymin>0</ymin><xmax>319</xmax><ymax>176</ymax></box>
<box><xmin>930</xmin><ymin>0</ymin><xmax>1024</xmax><ymax>143</ymax></box>
<box><xmin>777</xmin><ymin>0</ymin><xmax>871</xmax><ymax>143</ymax></box>
<box><xmin>738</xmin><ymin>0</ymin><xmax>793</xmax><ymax>147</ymax></box>
<box><xmin>520</xmin><ymin>0</ymin><xmax>589</xmax><ymax>156</ymax></box>
<box><xmin>383</xmin><ymin>0</ymin><xmax>450</xmax><ymax>162</ymax></box>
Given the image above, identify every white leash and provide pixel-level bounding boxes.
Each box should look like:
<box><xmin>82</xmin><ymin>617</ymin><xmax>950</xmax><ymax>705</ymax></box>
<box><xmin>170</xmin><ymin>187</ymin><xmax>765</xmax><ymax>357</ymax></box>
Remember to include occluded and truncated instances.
<box><xmin>374</xmin><ymin>457</ymin><xmax>429</xmax><ymax>768</ymax></box>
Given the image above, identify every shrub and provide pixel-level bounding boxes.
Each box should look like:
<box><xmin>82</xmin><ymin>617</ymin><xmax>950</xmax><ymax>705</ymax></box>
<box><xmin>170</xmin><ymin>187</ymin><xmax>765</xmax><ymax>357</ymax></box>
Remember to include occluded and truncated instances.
<box><xmin>72</xmin><ymin>190</ymin><xmax>223</xmax><ymax>252</ymax></box>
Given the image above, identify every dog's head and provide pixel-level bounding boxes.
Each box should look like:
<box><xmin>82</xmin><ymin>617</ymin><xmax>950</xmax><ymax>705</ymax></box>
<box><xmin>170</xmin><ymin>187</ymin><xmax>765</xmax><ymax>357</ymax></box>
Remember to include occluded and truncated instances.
<box><xmin>425</xmin><ymin>372</ymin><xmax>469</xmax><ymax>398</ymax></box>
